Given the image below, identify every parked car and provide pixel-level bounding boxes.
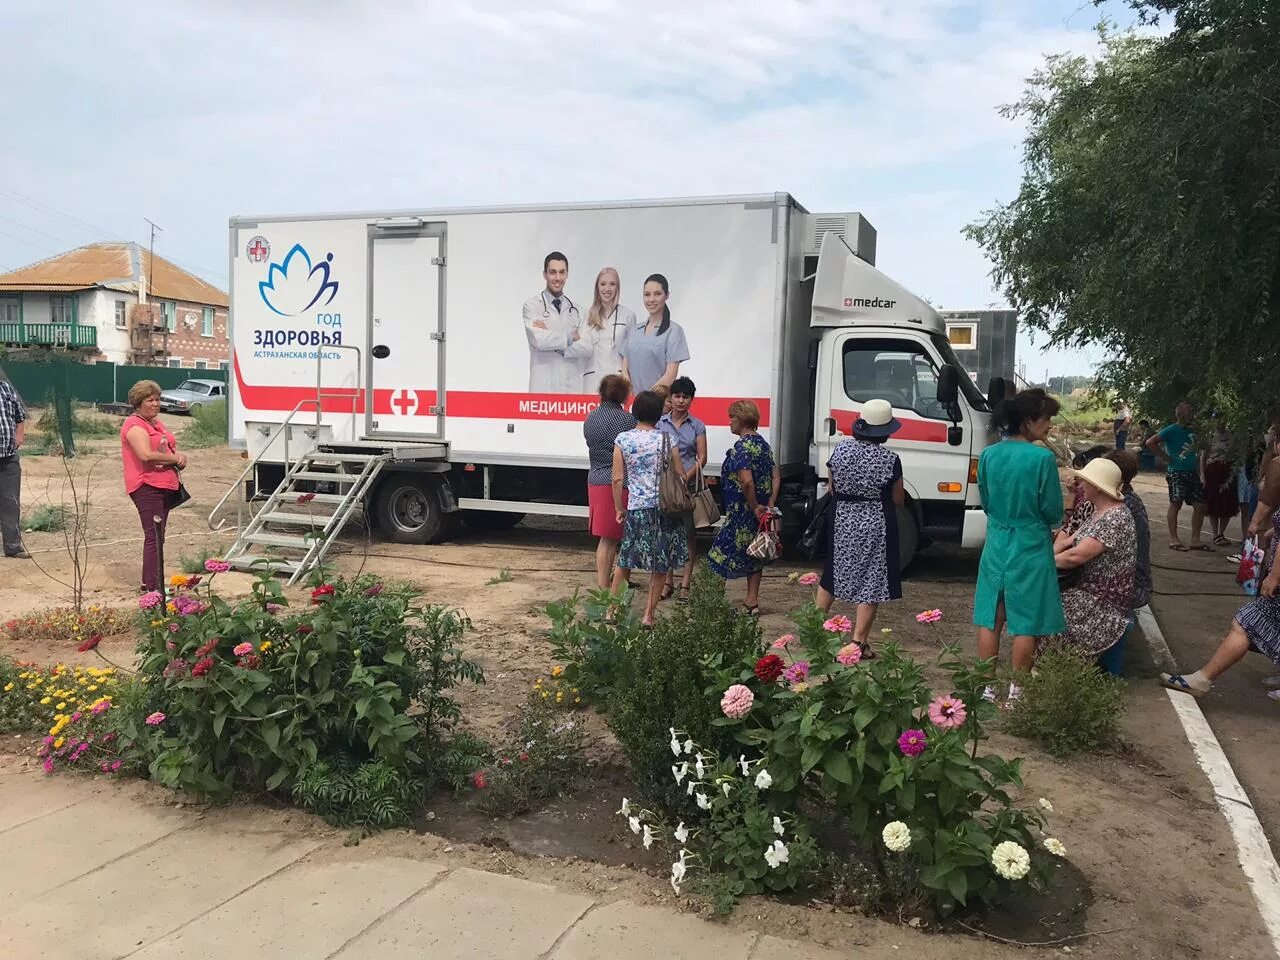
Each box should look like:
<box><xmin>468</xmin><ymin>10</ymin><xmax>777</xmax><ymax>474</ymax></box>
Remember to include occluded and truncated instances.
<box><xmin>159</xmin><ymin>378</ymin><xmax>225</xmax><ymax>415</ymax></box>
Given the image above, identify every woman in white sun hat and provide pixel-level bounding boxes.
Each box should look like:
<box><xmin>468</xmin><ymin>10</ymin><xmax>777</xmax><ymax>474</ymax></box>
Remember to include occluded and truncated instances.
<box><xmin>816</xmin><ymin>398</ymin><xmax>904</xmax><ymax>657</ymax></box>
<box><xmin>1050</xmin><ymin>457</ymin><xmax>1137</xmax><ymax>659</ymax></box>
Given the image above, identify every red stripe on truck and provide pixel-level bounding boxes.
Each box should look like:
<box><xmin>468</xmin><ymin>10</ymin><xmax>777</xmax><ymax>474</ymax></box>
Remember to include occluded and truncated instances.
<box><xmin>233</xmin><ymin>353</ymin><xmax>769</xmax><ymax>427</ymax></box>
<box><xmin>831</xmin><ymin>408</ymin><xmax>948</xmax><ymax>443</ymax></box>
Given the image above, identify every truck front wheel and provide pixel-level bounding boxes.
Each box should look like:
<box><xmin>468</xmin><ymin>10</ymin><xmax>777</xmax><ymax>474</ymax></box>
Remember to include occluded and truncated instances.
<box><xmin>896</xmin><ymin>504</ymin><xmax>919</xmax><ymax>573</ymax></box>
<box><xmin>373</xmin><ymin>475</ymin><xmax>445</xmax><ymax>544</ymax></box>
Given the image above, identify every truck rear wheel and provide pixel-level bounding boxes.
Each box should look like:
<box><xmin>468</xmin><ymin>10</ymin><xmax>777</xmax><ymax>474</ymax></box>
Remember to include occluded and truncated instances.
<box><xmin>896</xmin><ymin>504</ymin><xmax>919</xmax><ymax>572</ymax></box>
<box><xmin>373</xmin><ymin>475</ymin><xmax>445</xmax><ymax>544</ymax></box>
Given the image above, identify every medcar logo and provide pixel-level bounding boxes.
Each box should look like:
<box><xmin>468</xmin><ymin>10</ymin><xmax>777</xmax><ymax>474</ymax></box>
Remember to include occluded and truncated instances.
<box><xmin>848</xmin><ymin>296</ymin><xmax>897</xmax><ymax>309</ymax></box>
<box><xmin>258</xmin><ymin>244</ymin><xmax>340</xmax><ymax>317</ymax></box>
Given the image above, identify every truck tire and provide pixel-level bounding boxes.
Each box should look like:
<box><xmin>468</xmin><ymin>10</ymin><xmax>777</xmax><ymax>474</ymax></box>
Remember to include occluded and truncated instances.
<box><xmin>897</xmin><ymin>504</ymin><xmax>919</xmax><ymax>572</ymax></box>
<box><xmin>464</xmin><ymin>510</ymin><xmax>526</xmax><ymax>532</ymax></box>
<box><xmin>373</xmin><ymin>475</ymin><xmax>445</xmax><ymax>544</ymax></box>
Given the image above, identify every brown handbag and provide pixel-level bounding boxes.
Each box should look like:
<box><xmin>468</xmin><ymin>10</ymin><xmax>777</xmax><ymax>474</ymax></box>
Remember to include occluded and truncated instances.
<box><xmin>658</xmin><ymin>434</ymin><xmax>694</xmax><ymax>517</ymax></box>
<box><xmin>691</xmin><ymin>466</ymin><xmax>720</xmax><ymax>528</ymax></box>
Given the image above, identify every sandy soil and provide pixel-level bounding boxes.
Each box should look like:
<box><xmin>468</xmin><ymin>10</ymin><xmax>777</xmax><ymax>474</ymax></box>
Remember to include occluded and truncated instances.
<box><xmin>0</xmin><ymin>416</ymin><xmax>1272</xmax><ymax>958</ymax></box>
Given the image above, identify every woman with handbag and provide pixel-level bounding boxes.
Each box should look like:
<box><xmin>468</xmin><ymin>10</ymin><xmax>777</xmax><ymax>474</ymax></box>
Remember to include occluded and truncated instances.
<box><xmin>121</xmin><ymin>380</ymin><xmax>188</xmax><ymax>592</ymax></box>
<box><xmin>707</xmin><ymin>400</ymin><xmax>781</xmax><ymax>616</ymax></box>
<box><xmin>612</xmin><ymin>390</ymin><xmax>689</xmax><ymax>627</ymax></box>
<box><xmin>658</xmin><ymin>376</ymin><xmax>708</xmax><ymax>603</ymax></box>
<box><xmin>816</xmin><ymin>399</ymin><xmax>905</xmax><ymax>655</ymax></box>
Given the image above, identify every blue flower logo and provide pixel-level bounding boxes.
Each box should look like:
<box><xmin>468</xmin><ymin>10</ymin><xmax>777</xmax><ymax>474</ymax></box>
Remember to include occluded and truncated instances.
<box><xmin>258</xmin><ymin>243</ymin><xmax>339</xmax><ymax>317</ymax></box>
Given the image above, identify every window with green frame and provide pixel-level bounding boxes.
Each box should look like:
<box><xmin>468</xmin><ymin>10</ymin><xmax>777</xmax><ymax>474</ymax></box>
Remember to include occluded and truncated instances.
<box><xmin>50</xmin><ymin>295</ymin><xmax>77</xmax><ymax>324</ymax></box>
<box><xmin>159</xmin><ymin>300</ymin><xmax>176</xmax><ymax>332</ymax></box>
<box><xmin>201</xmin><ymin>306</ymin><xmax>214</xmax><ymax>336</ymax></box>
<box><xmin>0</xmin><ymin>296</ymin><xmax>19</xmax><ymax>325</ymax></box>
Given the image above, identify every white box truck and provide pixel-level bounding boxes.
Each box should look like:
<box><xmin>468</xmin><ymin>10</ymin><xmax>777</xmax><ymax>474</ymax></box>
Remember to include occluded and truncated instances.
<box><xmin>218</xmin><ymin>193</ymin><xmax>994</xmax><ymax>581</ymax></box>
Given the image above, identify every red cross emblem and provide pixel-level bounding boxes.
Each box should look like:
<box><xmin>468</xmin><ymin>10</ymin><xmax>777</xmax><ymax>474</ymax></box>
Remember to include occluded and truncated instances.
<box><xmin>391</xmin><ymin>390</ymin><xmax>417</xmax><ymax>416</ymax></box>
<box><xmin>246</xmin><ymin>236</ymin><xmax>270</xmax><ymax>263</ymax></box>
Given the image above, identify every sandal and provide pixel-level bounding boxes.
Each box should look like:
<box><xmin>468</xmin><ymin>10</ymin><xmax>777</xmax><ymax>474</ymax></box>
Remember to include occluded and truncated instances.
<box><xmin>1160</xmin><ymin>672</ymin><xmax>1207</xmax><ymax>698</ymax></box>
<box><xmin>1213</xmin><ymin>536</ymin><xmax>1232</xmax><ymax>547</ymax></box>
<box><xmin>1169</xmin><ymin>543</ymin><xmax>1189</xmax><ymax>552</ymax></box>
<box><xmin>858</xmin><ymin>642</ymin><xmax>877</xmax><ymax>660</ymax></box>
<box><xmin>1188</xmin><ymin>544</ymin><xmax>1214</xmax><ymax>552</ymax></box>
<box><xmin>660</xmin><ymin>583</ymin><xmax>675</xmax><ymax>601</ymax></box>
<box><xmin>740</xmin><ymin>603</ymin><xmax>761</xmax><ymax>617</ymax></box>
<box><xmin>676</xmin><ymin>585</ymin><xmax>690</xmax><ymax>605</ymax></box>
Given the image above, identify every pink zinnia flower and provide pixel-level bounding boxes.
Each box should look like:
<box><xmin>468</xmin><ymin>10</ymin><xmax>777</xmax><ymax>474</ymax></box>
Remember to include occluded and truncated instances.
<box><xmin>70</xmin><ymin>711</ymin><xmax>82</xmax><ymax>723</ymax></box>
<box><xmin>915</xmin><ymin>609</ymin><xmax>943</xmax><ymax>624</ymax></box>
<box><xmin>138</xmin><ymin>591</ymin><xmax>163</xmax><ymax>610</ymax></box>
<box><xmin>771</xmin><ymin>634</ymin><xmax>797</xmax><ymax>650</ymax></box>
<box><xmin>898</xmin><ymin>729</ymin><xmax>928</xmax><ymax>757</ymax></box>
<box><xmin>364</xmin><ymin>584</ymin><xmax>384</xmax><ymax>597</ymax></box>
<box><xmin>168</xmin><ymin>623</ymin><xmax>180</xmax><ymax>633</ymax></box>
<box><xmin>783</xmin><ymin>661</ymin><xmax>810</xmax><ymax>683</ymax></box>
<box><xmin>42</xmin><ymin>757</ymin><xmax>54</xmax><ymax>774</ymax></box>
<box><xmin>798</xmin><ymin>572</ymin><xmax>819</xmax><ymax>586</ymax></box>
<box><xmin>265</xmin><ymin>603</ymin><xmax>284</xmax><ymax>614</ymax></box>
<box><xmin>233</xmin><ymin>642</ymin><xmax>254</xmax><ymax>657</ymax></box>
<box><xmin>823</xmin><ymin>615</ymin><xmax>853</xmax><ymax>634</ymax></box>
<box><xmin>204</xmin><ymin>559</ymin><xmax>231</xmax><ymax>574</ymax></box>
<box><xmin>110</xmin><ymin>760</ymin><xmax>122</xmax><ymax>772</ymax></box>
<box><xmin>720</xmin><ymin>684</ymin><xmax>755</xmax><ymax>719</ymax></box>
<box><xmin>928</xmin><ymin>696</ymin><xmax>967</xmax><ymax>730</ymax></box>
<box><xmin>836</xmin><ymin>642</ymin><xmax>863</xmax><ymax>666</ymax></box>
<box><xmin>145</xmin><ymin>711</ymin><xmax>166</xmax><ymax>726</ymax></box>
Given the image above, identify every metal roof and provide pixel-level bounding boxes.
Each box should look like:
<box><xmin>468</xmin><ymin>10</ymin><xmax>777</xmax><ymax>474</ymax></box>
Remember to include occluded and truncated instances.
<box><xmin>0</xmin><ymin>242</ymin><xmax>227</xmax><ymax>307</ymax></box>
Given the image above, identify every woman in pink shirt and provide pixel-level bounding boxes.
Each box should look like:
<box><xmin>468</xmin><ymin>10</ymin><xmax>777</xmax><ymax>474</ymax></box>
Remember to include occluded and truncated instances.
<box><xmin>121</xmin><ymin>380</ymin><xmax>187</xmax><ymax>591</ymax></box>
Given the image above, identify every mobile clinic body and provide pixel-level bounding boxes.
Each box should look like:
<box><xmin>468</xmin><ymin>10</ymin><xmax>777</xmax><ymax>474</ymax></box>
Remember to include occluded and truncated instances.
<box><xmin>221</xmin><ymin>193</ymin><xmax>993</xmax><ymax>580</ymax></box>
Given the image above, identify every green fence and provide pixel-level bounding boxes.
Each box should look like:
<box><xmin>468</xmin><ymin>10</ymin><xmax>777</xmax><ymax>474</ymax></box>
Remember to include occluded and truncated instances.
<box><xmin>0</xmin><ymin>359</ymin><xmax>228</xmax><ymax>406</ymax></box>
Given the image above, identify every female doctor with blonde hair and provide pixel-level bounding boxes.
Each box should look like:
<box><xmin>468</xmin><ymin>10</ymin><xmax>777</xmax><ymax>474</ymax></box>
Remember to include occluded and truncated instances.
<box><xmin>580</xmin><ymin>267</ymin><xmax>637</xmax><ymax>392</ymax></box>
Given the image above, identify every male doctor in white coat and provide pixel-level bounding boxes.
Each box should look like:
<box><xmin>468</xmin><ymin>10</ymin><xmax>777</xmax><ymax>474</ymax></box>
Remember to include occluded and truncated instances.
<box><xmin>523</xmin><ymin>251</ymin><xmax>590</xmax><ymax>393</ymax></box>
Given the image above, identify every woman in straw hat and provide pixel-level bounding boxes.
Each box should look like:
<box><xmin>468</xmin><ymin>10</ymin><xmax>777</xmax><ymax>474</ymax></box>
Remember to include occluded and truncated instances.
<box><xmin>1050</xmin><ymin>457</ymin><xmax>1137</xmax><ymax>659</ymax></box>
<box><xmin>816</xmin><ymin>398</ymin><xmax>904</xmax><ymax>656</ymax></box>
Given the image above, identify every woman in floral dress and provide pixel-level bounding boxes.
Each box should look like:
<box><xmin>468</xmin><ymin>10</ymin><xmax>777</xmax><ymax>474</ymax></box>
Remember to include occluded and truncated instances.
<box><xmin>1052</xmin><ymin>458</ymin><xmax>1137</xmax><ymax>658</ymax></box>
<box><xmin>707</xmin><ymin>400</ymin><xmax>780</xmax><ymax>615</ymax></box>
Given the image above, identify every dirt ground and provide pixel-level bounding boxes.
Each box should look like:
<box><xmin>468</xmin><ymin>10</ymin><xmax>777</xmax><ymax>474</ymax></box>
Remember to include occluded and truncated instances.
<box><xmin>0</xmin><ymin>416</ymin><xmax>1273</xmax><ymax>958</ymax></box>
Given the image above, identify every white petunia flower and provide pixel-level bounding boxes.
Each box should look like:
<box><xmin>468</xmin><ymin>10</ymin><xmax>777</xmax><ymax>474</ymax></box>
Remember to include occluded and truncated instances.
<box><xmin>628</xmin><ymin>816</ymin><xmax>642</xmax><ymax>835</ymax></box>
<box><xmin>738</xmin><ymin>754</ymin><xmax>751</xmax><ymax>776</ymax></box>
<box><xmin>991</xmin><ymin>841</ymin><xmax>1031</xmax><ymax>880</ymax></box>
<box><xmin>1038</xmin><ymin>797</ymin><xmax>1054</xmax><ymax>813</ymax></box>
<box><xmin>670</xmin><ymin>856</ymin><xmax>687</xmax><ymax>892</ymax></box>
<box><xmin>642</xmin><ymin>824</ymin><xmax>655</xmax><ymax>849</ymax></box>
<box><xmin>763</xmin><ymin>839</ymin><xmax>790</xmax><ymax>869</ymax></box>
<box><xmin>674</xmin><ymin>821</ymin><xmax>689</xmax><ymax>843</ymax></box>
<box><xmin>694</xmin><ymin>753</ymin><xmax>706</xmax><ymax>780</ymax></box>
<box><xmin>721</xmin><ymin>782</ymin><xmax>732</xmax><ymax>798</ymax></box>
<box><xmin>1043</xmin><ymin>837</ymin><xmax>1067</xmax><ymax>857</ymax></box>
<box><xmin>683</xmin><ymin>737</ymin><xmax>694</xmax><ymax>755</ymax></box>
<box><xmin>617</xmin><ymin>798</ymin><xmax>631</xmax><ymax>816</ymax></box>
<box><xmin>773</xmin><ymin>816</ymin><xmax>785</xmax><ymax>836</ymax></box>
<box><xmin>672</xmin><ymin>762</ymin><xmax>689</xmax><ymax>784</ymax></box>
<box><xmin>695</xmin><ymin>792</ymin><xmax>711</xmax><ymax>811</ymax></box>
<box><xmin>686</xmin><ymin>779</ymin><xmax>697</xmax><ymax>796</ymax></box>
<box><xmin>670</xmin><ymin>730</ymin><xmax>682</xmax><ymax>757</ymax></box>
<box><xmin>881</xmin><ymin>821</ymin><xmax>912</xmax><ymax>853</ymax></box>
<box><xmin>754</xmin><ymin>768</ymin><xmax>773</xmax><ymax>790</ymax></box>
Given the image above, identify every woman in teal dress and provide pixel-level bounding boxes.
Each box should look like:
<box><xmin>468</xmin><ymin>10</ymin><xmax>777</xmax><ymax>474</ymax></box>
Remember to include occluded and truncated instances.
<box><xmin>974</xmin><ymin>389</ymin><xmax>1066</xmax><ymax>697</ymax></box>
<box><xmin>707</xmin><ymin>400</ymin><xmax>781</xmax><ymax>615</ymax></box>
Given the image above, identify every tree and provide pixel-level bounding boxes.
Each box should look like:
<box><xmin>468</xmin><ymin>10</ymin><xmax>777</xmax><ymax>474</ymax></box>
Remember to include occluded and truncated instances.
<box><xmin>966</xmin><ymin>2</ymin><xmax>1280</xmax><ymax>436</ymax></box>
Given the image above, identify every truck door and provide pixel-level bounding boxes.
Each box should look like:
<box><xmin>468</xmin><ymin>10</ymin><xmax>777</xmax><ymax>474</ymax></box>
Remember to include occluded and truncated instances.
<box><xmin>366</xmin><ymin>222</ymin><xmax>446</xmax><ymax>439</ymax></box>
<box><xmin>817</xmin><ymin>332</ymin><xmax>973</xmax><ymax>532</ymax></box>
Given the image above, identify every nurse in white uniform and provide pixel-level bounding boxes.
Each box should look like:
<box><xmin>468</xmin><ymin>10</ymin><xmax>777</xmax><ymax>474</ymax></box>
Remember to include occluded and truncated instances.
<box><xmin>580</xmin><ymin>266</ymin><xmax>637</xmax><ymax>392</ymax></box>
<box><xmin>523</xmin><ymin>251</ymin><xmax>589</xmax><ymax>393</ymax></box>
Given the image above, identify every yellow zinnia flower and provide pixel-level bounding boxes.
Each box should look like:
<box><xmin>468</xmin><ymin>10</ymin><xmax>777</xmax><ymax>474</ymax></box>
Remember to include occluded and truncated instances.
<box><xmin>2</xmin><ymin>683</ymin><xmax>12</xmax><ymax>692</ymax></box>
<box><xmin>40</xmin><ymin>696</ymin><xmax>51</xmax><ymax>705</ymax></box>
<box><xmin>53</xmin><ymin>737</ymin><xmax>64</xmax><ymax>749</ymax></box>
<box><xmin>56</xmin><ymin>702</ymin><xmax>66</xmax><ymax>710</ymax></box>
<box><xmin>88</xmin><ymin>685</ymin><xmax>98</xmax><ymax>692</ymax></box>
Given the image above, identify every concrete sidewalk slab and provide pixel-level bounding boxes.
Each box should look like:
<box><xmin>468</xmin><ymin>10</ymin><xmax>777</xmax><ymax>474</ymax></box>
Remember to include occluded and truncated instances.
<box><xmin>130</xmin><ymin>857</ymin><xmax>445</xmax><ymax>960</ymax></box>
<box><xmin>3</xmin><ymin>825</ymin><xmax>321</xmax><ymax>958</ymax></box>
<box><xmin>332</xmin><ymin>866</ymin><xmax>593</xmax><ymax>960</ymax></box>
<box><xmin>0</xmin><ymin>795</ymin><xmax>189</xmax><ymax>912</ymax></box>
<box><xmin>0</xmin><ymin>769</ymin><xmax>95</xmax><ymax>833</ymax></box>
<box><xmin>552</xmin><ymin>900</ymin><xmax>757</xmax><ymax>959</ymax></box>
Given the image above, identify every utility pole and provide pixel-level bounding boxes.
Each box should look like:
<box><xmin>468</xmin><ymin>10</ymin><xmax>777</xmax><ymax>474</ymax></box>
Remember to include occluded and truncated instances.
<box><xmin>143</xmin><ymin>218</ymin><xmax>164</xmax><ymax>365</ymax></box>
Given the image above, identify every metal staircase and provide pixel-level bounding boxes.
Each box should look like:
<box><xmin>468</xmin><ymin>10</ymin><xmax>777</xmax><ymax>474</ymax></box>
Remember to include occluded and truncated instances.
<box><xmin>222</xmin><ymin>445</ymin><xmax>390</xmax><ymax>585</ymax></box>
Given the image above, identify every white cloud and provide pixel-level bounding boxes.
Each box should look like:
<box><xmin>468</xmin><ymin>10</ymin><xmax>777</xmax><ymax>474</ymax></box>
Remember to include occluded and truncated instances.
<box><xmin>0</xmin><ymin>0</ymin><xmax>1111</xmax><ymax>371</ymax></box>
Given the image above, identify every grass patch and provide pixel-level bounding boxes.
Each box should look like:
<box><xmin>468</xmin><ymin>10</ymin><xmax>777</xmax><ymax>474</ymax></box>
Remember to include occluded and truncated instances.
<box><xmin>486</xmin><ymin>568</ymin><xmax>514</xmax><ymax>585</ymax></box>
<box><xmin>35</xmin><ymin>404</ymin><xmax>121</xmax><ymax>440</ymax></box>
<box><xmin>22</xmin><ymin>505</ymin><xmax>68</xmax><ymax>533</ymax></box>
<box><xmin>1005</xmin><ymin>643</ymin><xmax>1126</xmax><ymax>757</ymax></box>
<box><xmin>181</xmin><ymin>399</ymin><xmax>228</xmax><ymax>449</ymax></box>
<box><xmin>18</xmin><ymin>433</ymin><xmax>59</xmax><ymax>457</ymax></box>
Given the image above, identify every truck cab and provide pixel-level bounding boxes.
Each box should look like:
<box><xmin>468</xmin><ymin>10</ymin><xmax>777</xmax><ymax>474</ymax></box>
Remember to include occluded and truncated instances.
<box><xmin>808</xmin><ymin>233</ymin><xmax>992</xmax><ymax>565</ymax></box>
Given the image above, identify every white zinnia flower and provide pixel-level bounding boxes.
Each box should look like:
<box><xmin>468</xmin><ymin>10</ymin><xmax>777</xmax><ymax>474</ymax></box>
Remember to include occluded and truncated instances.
<box><xmin>772</xmin><ymin>816</ymin><xmax>785</xmax><ymax>836</ymax></box>
<box><xmin>738</xmin><ymin>754</ymin><xmax>751</xmax><ymax>776</ymax></box>
<box><xmin>628</xmin><ymin>816</ymin><xmax>641</xmax><ymax>835</ymax></box>
<box><xmin>682</xmin><ymin>737</ymin><xmax>694</xmax><ymax>755</ymax></box>
<box><xmin>695</xmin><ymin>792</ymin><xmax>711</xmax><ymax>811</ymax></box>
<box><xmin>1043</xmin><ymin>837</ymin><xmax>1067</xmax><ymax>857</ymax></box>
<box><xmin>617</xmin><ymin>798</ymin><xmax>631</xmax><ymax>816</ymax></box>
<box><xmin>881</xmin><ymin>821</ymin><xmax>912</xmax><ymax>853</ymax></box>
<box><xmin>763</xmin><ymin>839</ymin><xmax>790</xmax><ymax>869</ymax></box>
<box><xmin>754</xmin><ymin>768</ymin><xmax>773</xmax><ymax>790</ymax></box>
<box><xmin>991</xmin><ymin>841</ymin><xmax>1031</xmax><ymax>880</ymax></box>
<box><xmin>672</xmin><ymin>762</ymin><xmax>689</xmax><ymax>784</ymax></box>
<box><xmin>642</xmin><ymin>824</ymin><xmax>654</xmax><ymax>849</ymax></box>
<box><xmin>1038</xmin><ymin>797</ymin><xmax>1054</xmax><ymax>813</ymax></box>
<box><xmin>694</xmin><ymin>753</ymin><xmax>706</xmax><ymax>780</ymax></box>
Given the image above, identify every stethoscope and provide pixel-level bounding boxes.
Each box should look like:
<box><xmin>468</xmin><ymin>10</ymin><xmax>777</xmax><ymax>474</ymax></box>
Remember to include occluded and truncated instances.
<box><xmin>541</xmin><ymin>290</ymin><xmax>577</xmax><ymax>319</ymax></box>
<box><xmin>607</xmin><ymin>305</ymin><xmax>629</xmax><ymax>346</ymax></box>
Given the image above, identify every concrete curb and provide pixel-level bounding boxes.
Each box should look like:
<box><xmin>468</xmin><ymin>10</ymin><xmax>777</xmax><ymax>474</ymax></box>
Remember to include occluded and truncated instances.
<box><xmin>1136</xmin><ymin>603</ymin><xmax>1280</xmax><ymax>958</ymax></box>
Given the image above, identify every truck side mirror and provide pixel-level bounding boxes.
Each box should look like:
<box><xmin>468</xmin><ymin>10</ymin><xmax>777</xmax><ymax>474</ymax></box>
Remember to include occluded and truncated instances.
<box><xmin>987</xmin><ymin>377</ymin><xmax>1014</xmax><ymax>408</ymax></box>
<box><xmin>937</xmin><ymin>365</ymin><xmax>960</xmax><ymax>405</ymax></box>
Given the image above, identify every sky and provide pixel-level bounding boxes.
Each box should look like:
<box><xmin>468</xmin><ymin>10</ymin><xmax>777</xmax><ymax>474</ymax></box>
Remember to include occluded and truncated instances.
<box><xmin>0</xmin><ymin>0</ymin><xmax>1135</xmax><ymax>377</ymax></box>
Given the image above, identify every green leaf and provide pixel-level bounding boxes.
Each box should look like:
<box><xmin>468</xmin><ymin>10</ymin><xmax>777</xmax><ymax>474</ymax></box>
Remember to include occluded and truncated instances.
<box><xmin>800</xmin><ymin>741</ymin><xmax>824</xmax><ymax>773</ymax></box>
<box><xmin>946</xmin><ymin>869</ymin><xmax>968</xmax><ymax>905</ymax></box>
<box><xmin>262</xmin><ymin>721</ymin><xmax>281</xmax><ymax>754</ymax></box>
<box><xmin>852</xmin><ymin>703</ymin><xmax>876</xmax><ymax>733</ymax></box>
<box><xmin>213</xmin><ymin>710</ymin><xmax>227</xmax><ymax>739</ymax></box>
<box><xmin>265</xmin><ymin>766</ymin><xmax>290</xmax><ymax>791</ymax></box>
<box><xmin>823</xmin><ymin>751</ymin><xmax>853</xmax><ymax>785</ymax></box>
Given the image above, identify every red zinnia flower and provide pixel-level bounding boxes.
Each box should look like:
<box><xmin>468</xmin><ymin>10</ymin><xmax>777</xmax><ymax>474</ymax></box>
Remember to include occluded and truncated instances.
<box><xmin>76</xmin><ymin>633</ymin><xmax>103</xmax><ymax>653</ymax></box>
<box><xmin>310</xmin><ymin>584</ymin><xmax>335</xmax><ymax>605</ymax></box>
<box><xmin>471</xmin><ymin>770</ymin><xmax>488</xmax><ymax>789</ymax></box>
<box><xmin>191</xmin><ymin>657</ymin><xmax>216</xmax><ymax>679</ymax></box>
<box><xmin>297</xmin><ymin>624</ymin><xmax>314</xmax><ymax>635</ymax></box>
<box><xmin>237</xmin><ymin>654</ymin><xmax>262</xmax><ymax>670</ymax></box>
<box><xmin>195</xmin><ymin>638</ymin><xmax>219</xmax><ymax>657</ymax></box>
<box><xmin>754</xmin><ymin>654</ymin><xmax>784</xmax><ymax>683</ymax></box>
<box><xmin>296</xmin><ymin>492</ymin><xmax>316</xmax><ymax>504</ymax></box>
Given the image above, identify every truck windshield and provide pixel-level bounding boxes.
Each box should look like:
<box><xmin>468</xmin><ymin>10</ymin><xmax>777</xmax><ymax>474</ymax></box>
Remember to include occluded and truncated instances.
<box><xmin>928</xmin><ymin>333</ymin><xmax>990</xmax><ymax>412</ymax></box>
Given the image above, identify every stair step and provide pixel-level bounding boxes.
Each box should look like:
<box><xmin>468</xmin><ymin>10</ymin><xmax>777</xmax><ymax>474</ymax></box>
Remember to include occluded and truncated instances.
<box><xmin>256</xmin><ymin>511</ymin><xmax>336</xmax><ymax>527</ymax></box>
<box><xmin>305</xmin><ymin>452</ymin><xmax>387</xmax><ymax>464</ymax></box>
<box><xmin>241</xmin><ymin>531</ymin><xmax>313</xmax><ymax>549</ymax></box>
<box><xmin>290</xmin><ymin>470</ymin><xmax>362</xmax><ymax>483</ymax></box>
<box><xmin>274</xmin><ymin>492</ymin><xmax>350</xmax><ymax>505</ymax></box>
<box><xmin>228</xmin><ymin>556</ymin><xmax>300</xmax><ymax>573</ymax></box>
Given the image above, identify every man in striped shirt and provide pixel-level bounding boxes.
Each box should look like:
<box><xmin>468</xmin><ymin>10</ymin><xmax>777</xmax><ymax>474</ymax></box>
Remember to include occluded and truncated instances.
<box><xmin>0</xmin><ymin>379</ymin><xmax>28</xmax><ymax>559</ymax></box>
